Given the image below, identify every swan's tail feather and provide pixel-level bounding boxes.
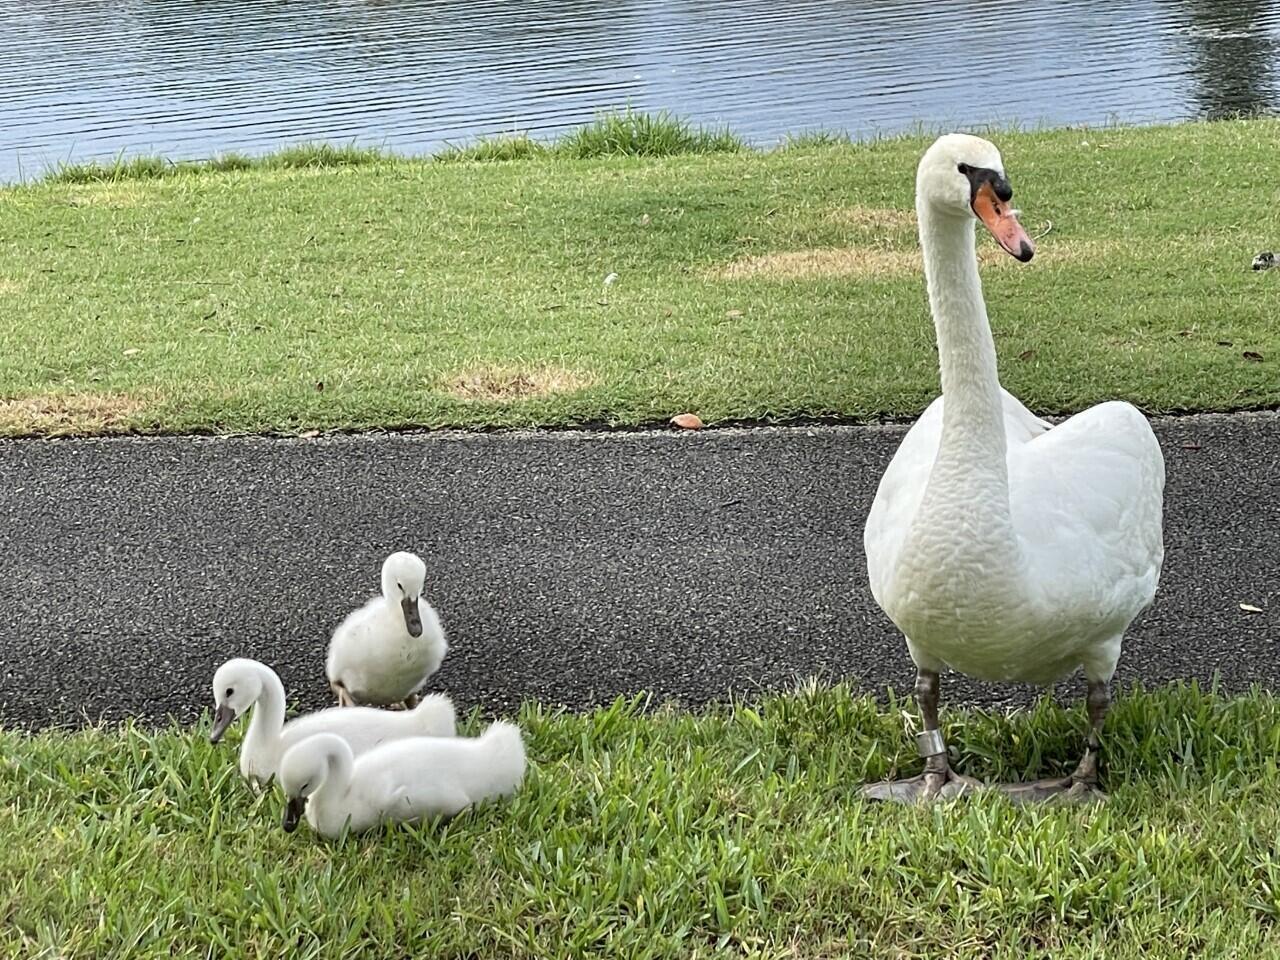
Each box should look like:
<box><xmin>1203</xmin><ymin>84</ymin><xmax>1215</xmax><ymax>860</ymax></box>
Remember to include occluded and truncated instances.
<box><xmin>411</xmin><ymin>693</ymin><xmax>457</xmax><ymax>737</ymax></box>
<box><xmin>478</xmin><ymin>721</ymin><xmax>527</xmax><ymax>796</ymax></box>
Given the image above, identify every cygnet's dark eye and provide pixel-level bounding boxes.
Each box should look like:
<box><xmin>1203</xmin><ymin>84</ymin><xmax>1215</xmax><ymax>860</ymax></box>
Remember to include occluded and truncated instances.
<box><xmin>225</xmin><ymin>687</ymin><xmax>234</xmax><ymax>698</ymax></box>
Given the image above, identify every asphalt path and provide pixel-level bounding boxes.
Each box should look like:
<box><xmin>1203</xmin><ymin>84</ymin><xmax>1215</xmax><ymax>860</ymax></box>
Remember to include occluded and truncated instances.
<box><xmin>1</xmin><ymin>413</ymin><xmax>1275</xmax><ymax>731</ymax></box>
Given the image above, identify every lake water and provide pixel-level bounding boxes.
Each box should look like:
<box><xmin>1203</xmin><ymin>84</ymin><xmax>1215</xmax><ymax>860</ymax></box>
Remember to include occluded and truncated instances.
<box><xmin>1</xmin><ymin>0</ymin><xmax>1277</xmax><ymax>182</ymax></box>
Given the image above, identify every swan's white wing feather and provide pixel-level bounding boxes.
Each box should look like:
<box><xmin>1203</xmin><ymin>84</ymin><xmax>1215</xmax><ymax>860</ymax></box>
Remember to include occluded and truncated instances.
<box><xmin>1010</xmin><ymin>400</ymin><xmax>1165</xmax><ymax>639</ymax></box>
<box><xmin>864</xmin><ymin>397</ymin><xmax>945</xmax><ymax>604</ymax></box>
<box><xmin>998</xmin><ymin>387</ymin><xmax>1053</xmax><ymax>444</ymax></box>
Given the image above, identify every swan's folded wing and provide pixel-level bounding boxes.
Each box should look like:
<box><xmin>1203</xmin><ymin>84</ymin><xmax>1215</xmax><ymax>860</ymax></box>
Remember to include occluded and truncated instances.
<box><xmin>1010</xmin><ymin>400</ymin><xmax>1165</xmax><ymax>617</ymax></box>
<box><xmin>1000</xmin><ymin>388</ymin><xmax>1053</xmax><ymax>445</ymax></box>
<box><xmin>863</xmin><ymin>397</ymin><xmax>945</xmax><ymax>602</ymax></box>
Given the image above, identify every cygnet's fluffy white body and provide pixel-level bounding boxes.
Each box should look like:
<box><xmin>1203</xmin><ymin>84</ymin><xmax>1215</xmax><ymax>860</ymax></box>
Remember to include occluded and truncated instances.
<box><xmin>209</xmin><ymin>658</ymin><xmax>456</xmax><ymax>786</ymax></box>
<box><xmin>278</xmin><ymin>722</ymin><xmax>526</xmax><ymax>838</ymax></box>
<box><xmin>326</xmin><ymin>551</ymin><xmax>448</xmax><ymax>706</ymax></box>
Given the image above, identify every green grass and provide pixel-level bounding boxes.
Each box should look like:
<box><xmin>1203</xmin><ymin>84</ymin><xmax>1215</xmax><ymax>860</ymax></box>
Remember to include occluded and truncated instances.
<box><xmin>1</xmin><ymin>117</ymin><xmax>1278</xmax><ymax>435</ymax></box>
<box><xmin>46</xmin><ymin>112</ymin><xmax>742</xmax><ymax>181</ymax></box>
<box><xmin>553</xmin><ymin>110</ymin><xmax>744</xmax><ymax>158</ymax></box>
<box><xmin>435</xmin><ymin>133</ymin><xmax>552</xmax><ymax>164</ymax></box>
<box><xmin>45</xmin><ymin>143</ymin><xmax>393</xmax><ymax>185</ymax></box>
<box><xmin>4</xmin><ymin>682</ymin><xmax>1280</xmax><ymax>958</ymax></box>
<box><xmin>778</xmin><ymin>129</ymin><xmax>855</xmax><ymax>150</ymax></box>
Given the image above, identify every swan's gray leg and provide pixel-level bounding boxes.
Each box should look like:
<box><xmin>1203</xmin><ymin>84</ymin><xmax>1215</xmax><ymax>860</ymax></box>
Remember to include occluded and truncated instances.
<box><xmin>1070</xmin><ymin>678</ymin><xmax>1110</xmax><ymax>785</ymax></box>
<box><xmin>997</xmin><ymin>678</ymin><xmax>1110</xmax><ymax>804</ymax></box>
<box><xmin>863</xmin><ymin>668</ymin><xmax>982</xmax><ymax>803</ymax></box>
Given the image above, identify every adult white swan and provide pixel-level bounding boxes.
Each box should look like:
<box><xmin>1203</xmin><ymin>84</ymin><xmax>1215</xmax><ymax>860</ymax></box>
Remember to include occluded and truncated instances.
<box><xmin>862</xmin><ymin>134</ymin><xmax>1165</xmax><ymax>802</ymax></box>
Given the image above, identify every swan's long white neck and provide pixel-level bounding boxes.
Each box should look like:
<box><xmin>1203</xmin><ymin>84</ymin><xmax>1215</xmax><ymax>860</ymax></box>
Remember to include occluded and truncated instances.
<box><xmin>911</xmin><ymin>199</ymin><xmax>1021</xmax><ymax>567</ymax></box>
<box><xmin>244</xmin><ymin>667</ymin><xmax>286</xmax><ymax>756</ymax></box>
<box><xmin>920</xmin><ymin>206</ymin><xmax>1007</xmax><ymax>463</ymax></box>
<box><xmin>310</xmin><ymin>742</ymin><xmax>355</xmax><ymax>829</ymax></box>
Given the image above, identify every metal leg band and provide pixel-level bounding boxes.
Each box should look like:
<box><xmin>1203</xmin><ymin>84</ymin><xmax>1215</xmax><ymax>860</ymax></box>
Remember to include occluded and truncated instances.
<box><xmin>916</xmin><ymin>729</ymin><xmax>946</xmax><ymax>759</ymax></box>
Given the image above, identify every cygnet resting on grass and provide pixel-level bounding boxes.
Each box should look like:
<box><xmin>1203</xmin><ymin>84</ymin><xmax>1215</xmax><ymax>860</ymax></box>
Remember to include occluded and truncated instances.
<box><xmin>278</xmin><ymin>722</ymin><xmax>527</xmax><ymax>838</ymax></box>
<box><xmin>208</xmin><ymin>658</ymin><xmax>456</xmax><ymax>786</ymax></box>
<box><xmin>326</xmin><ymin>551</ymin><xmax>449</xmax><ymax>709</ymax></box>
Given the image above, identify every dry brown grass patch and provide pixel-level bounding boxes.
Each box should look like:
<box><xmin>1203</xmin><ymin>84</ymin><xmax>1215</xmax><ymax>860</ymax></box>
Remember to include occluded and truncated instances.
<box><xmin>712</xmin><ymin>236</ymin><xmax>1120</xmax><ymax>281</ymax></box>
<box><xmin>64</xmin><ymin>184</ymin><xmax>148</xmax><ymax>209</ymax></box>
<box><xmin>0</xmin><ymin>392</ymin><xmax>150</xmax><ymax>435</ymax></box>
<box><xmin>444</xmin><ymin>365</ymin><xmax>596</xmax><ymax>401</ymax></box>
<box><xmin>826</xmin><ymin>205</ymin><xmax>917</xmax><ymax>230</ymax></box>
<box><xmin>0</xmin><ymin>279</ymin><xmax>23</xmax><ymax>295</ymax></box>
<box><xmin>712</xmin><ymin>247</ymin><xmax>918</xmax><ymax>281</ymax></box>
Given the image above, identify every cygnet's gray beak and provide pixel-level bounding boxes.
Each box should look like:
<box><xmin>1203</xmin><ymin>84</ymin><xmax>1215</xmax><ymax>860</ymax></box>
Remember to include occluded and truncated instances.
<box><xmin>209</xmin><ymin>704</ymin><xmax>236</xmax><ymax>743</ymax></box>
<box><xmin>402</xmin><ymin>596</ymin><xmax>423</xmax><ymax>638</ymax></box>
<box><xmin>282</xmin><ymin>796</ymin><xmax>306</xmax><ymax>833</ymax></box>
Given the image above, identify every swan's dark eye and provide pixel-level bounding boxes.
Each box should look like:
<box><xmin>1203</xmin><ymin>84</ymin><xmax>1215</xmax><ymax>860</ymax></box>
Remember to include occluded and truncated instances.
<box><xmin>225</xmin><ymin>687</ymin><xmax>234</xmax><ymax>698</ymax></box>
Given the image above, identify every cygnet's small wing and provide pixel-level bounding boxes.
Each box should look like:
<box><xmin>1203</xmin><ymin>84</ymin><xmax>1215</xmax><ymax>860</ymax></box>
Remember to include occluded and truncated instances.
<box><xmin>352</xmin><ymin>738</ymin><xmax>473</xmax><ymax>826</ymax></box>
<box><xmin>325</xmin><ymin>596</ymin><xmax>383</xmax><ymax>686</ymax></box>
<box><xmin>280</xmin><ymin>704</ymin><xmax>415</xmax><ymax>760</ymax></box>
<box><xmin>415</xmin><ymin>600</ymin><xmax>449</xmax><ymax>678</ymax></box>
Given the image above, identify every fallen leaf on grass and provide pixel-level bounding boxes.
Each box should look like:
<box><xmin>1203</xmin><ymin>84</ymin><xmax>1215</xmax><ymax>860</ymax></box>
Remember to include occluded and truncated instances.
<box><xmin>299</xmin><ymin>430</ymin><xmax>321</xmax><ymax>439</ymax></box>
<box><xmin>725</xmin><ymin>309</ymin><xmax>744</xmax><ymax>319</ymax></box>
<box><xmin>1243</xmin><ymin>351</ymin><xmax>1264</xmax><ymax>362</ymax></box>
<box><xmin>1017</xmin><ymin>349</ymin><xmax>1037</xmax><ymax>361</ymax></box>
<box><xmin>671</xmin><ymin>413</ymin><xmax>703</xmax><ymax>430</ymax></box>
<box><xmin>122</xmin><ymin>349</ymin><xmax>140</xmax><ymax>357</ymax></box>
<box><xmin>1240</xmin><ymin>603</ymin><xmax>1263</xmax><ymax>614</ymax></box>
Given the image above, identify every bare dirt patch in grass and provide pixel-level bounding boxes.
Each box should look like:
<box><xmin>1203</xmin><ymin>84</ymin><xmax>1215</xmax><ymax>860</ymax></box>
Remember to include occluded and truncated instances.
<box><xmin>443</xmin><ymin>365</ymin><xmax>597</xmax><ymax>401</ymax></box>
<box><xmin>0</xmin><ymin>392</ymin><xmax>150</xmax><ymax>435</ymax></box>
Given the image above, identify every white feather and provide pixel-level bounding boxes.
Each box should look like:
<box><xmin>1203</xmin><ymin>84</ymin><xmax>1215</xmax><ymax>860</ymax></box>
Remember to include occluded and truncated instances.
<box><xmin>864</xmin><ymin>133</ymin><xmax>1164</xmax><ymax>688</ymax></box>
<box><xmin>279</xmin><ymin>723</ymin><xmax>527</xmax><ymax>838</ymax></box>
<box><xmin>209</xmin><ymin>658</ymin><xmax>456</xmax><ymax>786</ymax></box>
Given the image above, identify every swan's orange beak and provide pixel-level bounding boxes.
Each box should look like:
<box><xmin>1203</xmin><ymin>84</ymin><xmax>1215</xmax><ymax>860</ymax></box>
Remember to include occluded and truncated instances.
<box><xmin>973</xmin><ymin>181</ymin><xmax>1034</xmax><ymax>262</ymax></box>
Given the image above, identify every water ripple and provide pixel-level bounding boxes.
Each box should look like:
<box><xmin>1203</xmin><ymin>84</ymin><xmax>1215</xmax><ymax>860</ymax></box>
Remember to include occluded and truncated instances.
<box><xmin>0</xmin><ymin>0</ymin><xmax>1277</xmax><ymax>180</ymax></box>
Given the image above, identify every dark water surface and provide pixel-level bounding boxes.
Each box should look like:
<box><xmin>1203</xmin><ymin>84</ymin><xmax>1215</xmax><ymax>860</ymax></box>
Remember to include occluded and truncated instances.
<box><xmin>1</xmin><ymin>0</ymin><xmax>1278</xmax><ymax>181</ymax></box>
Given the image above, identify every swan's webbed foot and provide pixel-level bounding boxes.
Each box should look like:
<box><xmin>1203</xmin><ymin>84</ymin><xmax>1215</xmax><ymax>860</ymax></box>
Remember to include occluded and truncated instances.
<box><xmin>862</xmin><ymin>668</ymin><xmax>982</xmax><ymax>803</ymax></box>
<box><xmin>863</xmin><ymin>765</ymin><xmax>984</xmax><ymax>803</ymax></box>
<box><xmin>995</xmin><ymin>678</ymin><xmax>1111</xmax><ymax>805</ymax></box>
<box><xmin>994</xmin><ymin>747</ymin><xmax>1106</xmax><ymax>804</ymax></box>
<box><xmin>995</xmin><ymin>773</ymin><xmax>1106</xmax><ymax>804</ymax></box>
<box><xmin>402</xmin><ymin>693</ymin><xmax>421</xmax><ymax>710</ymax></box>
